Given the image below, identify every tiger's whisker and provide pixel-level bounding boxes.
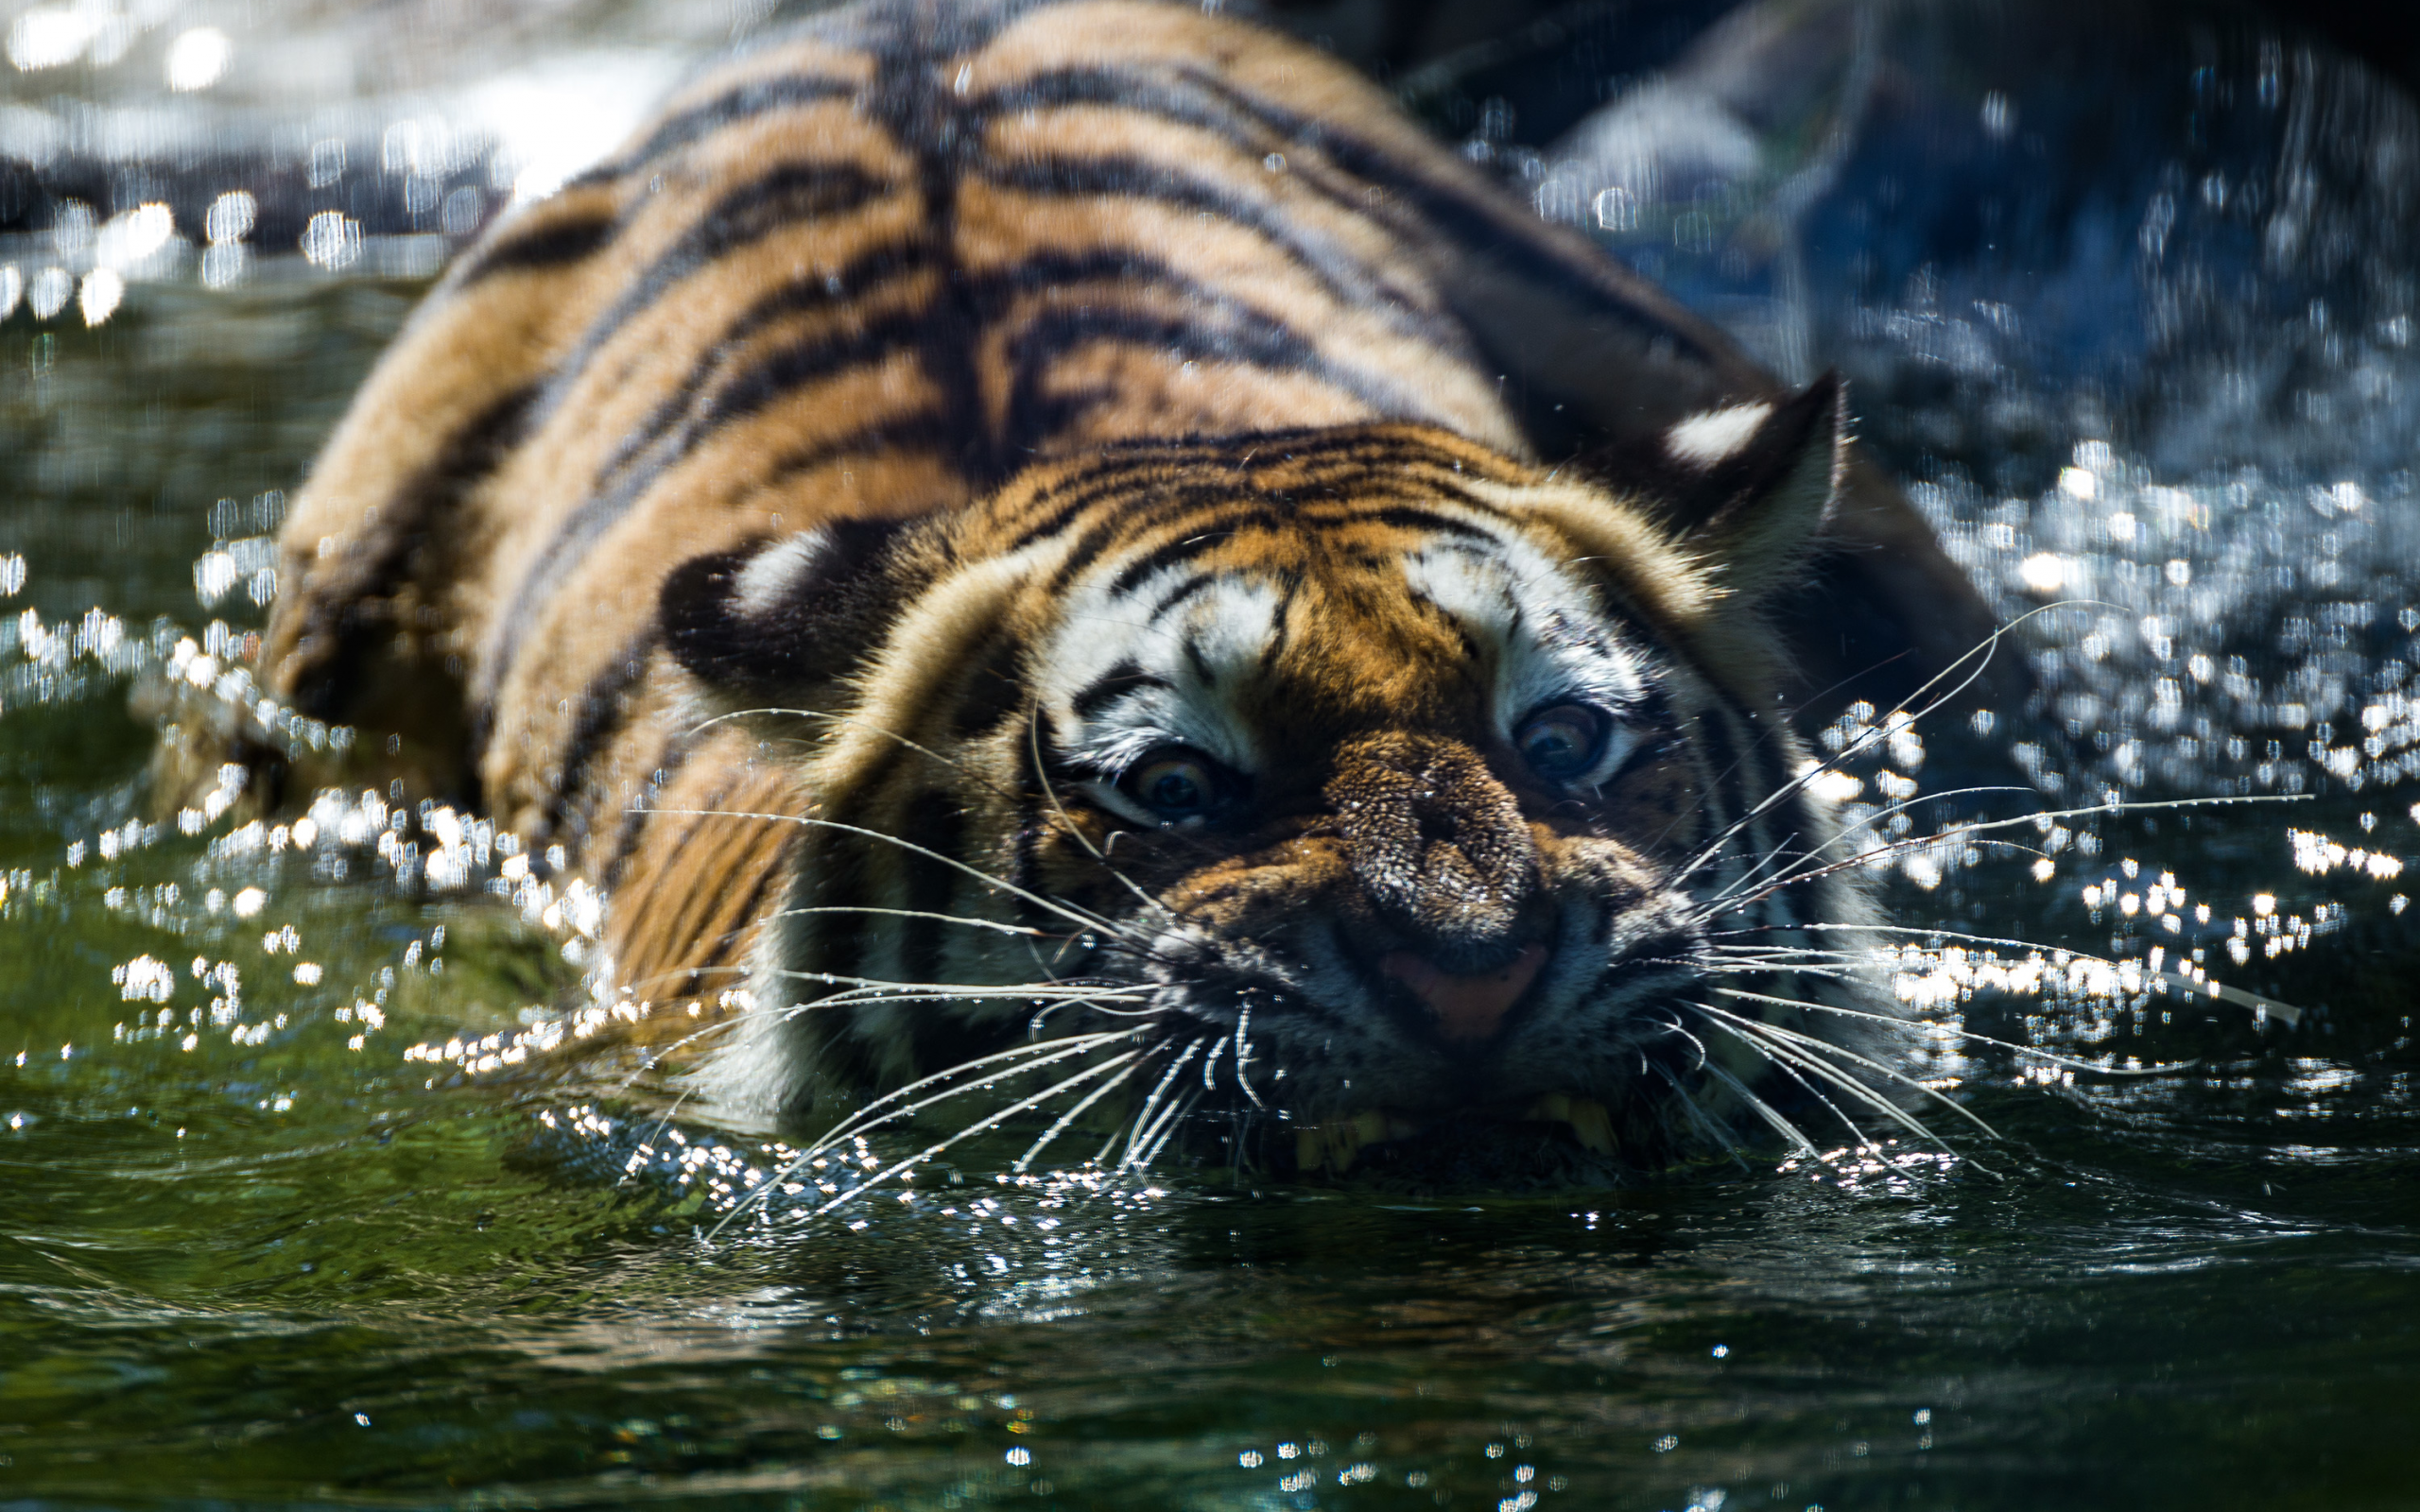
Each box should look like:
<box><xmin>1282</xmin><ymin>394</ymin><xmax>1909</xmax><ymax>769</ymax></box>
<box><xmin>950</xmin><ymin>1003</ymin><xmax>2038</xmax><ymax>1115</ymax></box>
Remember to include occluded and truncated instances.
<box><xmin>1134</xmin><ymin>1088</ymin><xmax>1202</xmax><ymax>1172</ymax></box>
<box><xmin>1702</xmin><ymin>792</ymin><xmax>2312</xmax><ymax>920</ymax></box>
<box><xmin>1011</xmin><ymin>1057</ymin><xmax>1146</xmax><ymax>1174</ymax></box>
<box><xmin>768</xmin><ymin>986</ymin><xmax>1150</xmax><ymax>1022</ymax></box>
<box><xmin>1699</xmin><ymin>783</ymin><xmax>2035</xmax><ymax>909</ymax></box>
<box><xmin>763</xmin><ymin>968</ymin><xmax>1151</xmax><ymax>1004</ymax></box>
<box><xmin>1648</xmin><ymin>1060</ymin><xmax>1757</xmax><ymax>1171</ymax></box>
<box><xmin>767</xmin><ymin>904</ymin><xmax>1063</xmax><ymax>940</ymax></box>
<box><xmin>1696</xmin><ymin>1013</ymin><xmax>1881</xmax><ymax>1152</ymax></box>
<box><xmin>1718</xmin><ymin>916</ymin><xmax>2274</xmax><ymax>1021</ymax></box>
<box><xmin>1694</xmin><ymin>996</ymin><xmax>2000</xmax><ymax>1140</ymax></box>
<box><xmin>690</xmin><ymin>705</ymin><xmax>995</xmax><ymax>792</ymax></box>
<box><xmin>1231</xmin><ymin>1005</ymin><xmax>1267</xmax><ymax>1110</ymax></box>
<box><xmin>790</xmin><ymin>1050</ymin><xmax>1150</xmax><ymax>1227</ymax></box>
<box><xmin>619</xmin><ymin>1084</ymin><xmax>700</xmax><ymax>1185</ymax></box>
<box><xmin>615</xmin><ymin>961</ymin><xmax>752</xmax><ymax>994</ymax></box>
<box><xmin>1119</xmin><ymin>1039</ymin><xmax>1205</xmax><ymax>1171</ymax></box>
<box><xmin>643</xmin><ymin>806</ymin><xmax>1153</xmax><ymax>946</ymax></box>
<box><xmin>708</xmin><ymin>1032</ymin><xmax>1143</xmax><ymax>1235</ymax></box>
<box><xmin>1645</xmin><ymin>1006</ymin><xmax>1711</xmax><ymax>1073</ymax></box>
<box><xmin>1672</xmin><ymin>602</ymin><xmax>2110</xmax><ymax>887</ymax></box>
<box><xmin>608</xmin><ymin>1012</ymin><xmax>756</xmax><ymax>1065</ymax></box>
<box><xmin>1698</xmin><ymin>827</ymin><xmax>1810</xmax><ymax>905</ymax></box>
<box><xmin>1682</xmin><ymin>959</ymin><xmax>1859</xmax><ymax>982</ymax></box>
<box><xmin>778</xmin><ymin>1029</ymin><xmax>1141</xmax><ymax>1171</ymax></box>
<box><xmin>1696</xmin><ymin>1059</ymin><xmax>1823</xmax><ymax>1160</ymax></box>
<box><xmin>1709</xmin><ymin>984</ymin><xmax>2201</xmax><ymax>1078</ymax></box>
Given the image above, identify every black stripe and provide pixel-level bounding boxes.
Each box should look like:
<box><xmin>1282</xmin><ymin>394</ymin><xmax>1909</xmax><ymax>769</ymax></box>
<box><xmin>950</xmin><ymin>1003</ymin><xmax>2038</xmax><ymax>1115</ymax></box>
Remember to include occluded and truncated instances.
<box><xmin>976</xmin><ymin>155</ymin><xmax>1473</xmax><ymax>360</ymax></box>
<box><xmin>290</xmin><ymin>383</ymin><xmax>538</xmax><ymax>751</ymax></box>
<box><xmin>989</xmin><ymin>63</ymin><xmax>1728</xmax><ymax>363</ymax></box>
<box><xmin>694</xmin><ymin>299</ymin><xmax>938</xmax><ymax>437</ymax></box>
<box><xmin>757</xmin><ymin>408</ymin><xmax>957</xmax><ymax>490</ymax></box>
<box><xmin>1103</xmin><ymin>524</ymin><xmax>1251</xmax><ymax>600</ymax></box>
<box><xmin>1354</xmin><ymin>506</ymin><xmax>1498</xmax><ymax>541</ymax></box>
<box><xmin>950</xmin><ymin>632</ymin><xmax>1029</xmax><ymax>741</ymax></box>
<box><xmin>698</xmin><ymin>838</ymin><xmax>792</xmax><ymax>976</ymax></box>
<box><xmin>1046</xmin><ymin>494</ymin><xmax>1275</xmax><ymax>597</ymax></box>
<box><xmin>1008</xmin><ymin>780</ymin><xmax>1049</xmax><ymax>923</ymax></box>
<box><xmin>527</xmin><ymin>164</ymin><xmax>903</xmax><ymax>458</ymax></box>
<box><xmin>993</xmin><ymin>266</ymin><xmax>1417</xmax><ymax>450</ymax></box>
<box><xmin>806</xmin><ymin>833</ymin><xmax>873</xmax><ymax>988</ymax></box>
<box><xmin>972</xmin><ymin>65</ymin><xmax>1475</xmax><ymax>301</ymax></box>
<box><xmin>454</xmin><ymin>209</ymin><xmax>621</xmax><ymax>287</ymax></box>
<box><xmin>574</xmin><ymin>237</ymin><xmax>929</xmax><ymax>507</ymax></box>
<box><xmin>1003</xmin><ymin>457</ymin><xmax>1195</xmax><ymax>551</ymax></box>
<box><xmin>540</xmin><ymin>628</ymin><xmax>660</xmax><ymax>849</ymax></box>
<box><xmin>1693</xmin><ymin>708</ymin><xmax>1744</xmax><ymax>859</ymax></box>
<box><xmin>1019</xmin><ymin>441</ymin><xmax>1506</xmax><ymax>598</ymax></box>
<box><xmin>1069</xmin><ymin>482</ymin><xmax>1504</xmax><ymax>603</ymax></box>
<box><xmin>1170</xmin><ymin>65</ymin><xmax>1727</xmax><ymax>367</ymax></box>
<box><xmin>1068</xmin><ymin>661</ymin><xmax>1172</xmax><ymax>720</ymax></box>
<box><xmin>1150</xmin><ymin>570</ymin><xmax>1218</xmax><ymax>618</ymax></box>
<box><xmin>976</xmin><ymin>68</ymin><xmax>1284</xmax><ymax>183</ymax></box>
<box><xmin>600</xmin><ymin>728</ymin><xmax>696</xmax><ymax>892</ymax></box>
<box><xmin>861</xmin><ymin>14</ymin><xmax>995</xmax><ymax>492</ymax></box>
<box><xmin>573</xmin><ymin>75</ymin><xmax>859</xmax><ymax>186</ymax></box>
<box><xmin>995</xmin><ymin>424</ymin><xmax>1466</xmax><ymax>555</ymax></box>
<box><xmin>1257</xmin><ymin>574</ymin><xmax>1301</xmax><ymax>675</ymax></box>
<box><xmin>895</xmin><ymin>789</ymin><xmax>967</xmax><ymax>987</ymax></box>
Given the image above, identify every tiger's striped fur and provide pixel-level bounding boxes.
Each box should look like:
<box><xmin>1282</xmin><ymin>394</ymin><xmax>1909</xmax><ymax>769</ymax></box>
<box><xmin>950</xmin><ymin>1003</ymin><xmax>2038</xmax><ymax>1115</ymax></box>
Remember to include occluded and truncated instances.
<box><xmin>243</xmin><ymin>0</ymin><xmax>1989</xmax><ymax>1175</ymax></box>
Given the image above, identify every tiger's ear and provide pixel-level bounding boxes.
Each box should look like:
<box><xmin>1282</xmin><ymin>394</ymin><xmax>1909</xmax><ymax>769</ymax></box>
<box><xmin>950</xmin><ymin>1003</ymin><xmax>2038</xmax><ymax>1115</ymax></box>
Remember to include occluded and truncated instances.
<box><xmin>1614</xmin><ymin>373</ymin><xmax>1848</xmax><ymax>600</ymax></box>
<box><xmin>660</xmin><ymin>517</ymin><xmax>916</xmax><ymax>714</ymax></box>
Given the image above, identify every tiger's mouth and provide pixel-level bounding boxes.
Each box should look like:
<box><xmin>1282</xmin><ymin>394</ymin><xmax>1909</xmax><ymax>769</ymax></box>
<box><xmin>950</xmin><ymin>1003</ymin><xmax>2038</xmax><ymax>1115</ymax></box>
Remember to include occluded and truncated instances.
<box><xmin>1374</xmin><ymin>941</ymin><xmax>1553</xmax><ymax>1042</ymax></box>
<box><xmin>1330</xmin><ymin>911</ymin><xmax>1569</xmax><ymax>1052</ymax></box>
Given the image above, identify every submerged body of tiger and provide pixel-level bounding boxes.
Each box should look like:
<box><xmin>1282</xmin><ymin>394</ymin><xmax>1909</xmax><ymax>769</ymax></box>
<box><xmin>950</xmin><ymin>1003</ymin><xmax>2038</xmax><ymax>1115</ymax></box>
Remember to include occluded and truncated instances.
<box><xmin>221</xmin><ymin>0</ymin><xmax>2001</xmax><ymax>1179</ymax></box>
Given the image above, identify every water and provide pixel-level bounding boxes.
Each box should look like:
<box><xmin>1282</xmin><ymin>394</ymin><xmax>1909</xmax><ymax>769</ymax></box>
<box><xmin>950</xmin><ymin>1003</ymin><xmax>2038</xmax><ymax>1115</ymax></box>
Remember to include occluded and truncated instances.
<box><xmin>6</xmin><ymin>1</ymin><xmax>2420</xmax><ymax>1507</ymax></box>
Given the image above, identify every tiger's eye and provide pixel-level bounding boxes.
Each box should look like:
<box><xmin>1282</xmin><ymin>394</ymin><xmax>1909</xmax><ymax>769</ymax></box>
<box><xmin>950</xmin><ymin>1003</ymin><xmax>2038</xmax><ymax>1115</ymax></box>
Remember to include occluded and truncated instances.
<box><xmin>1122</xmin><ymin>750</ymin><xmax>1222</xmax><ymax>820</ymax></box>
<box><xmin>1515</xmin><ymin>704</ymin><xmax>1608</xmax><ymax>780</ymax></box>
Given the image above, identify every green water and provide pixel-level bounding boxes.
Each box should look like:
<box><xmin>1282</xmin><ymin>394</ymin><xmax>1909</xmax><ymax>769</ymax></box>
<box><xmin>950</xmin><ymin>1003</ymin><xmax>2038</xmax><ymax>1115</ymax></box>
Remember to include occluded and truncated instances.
<box><xmin>6</xmin><ymin>226</ymin><xmax>2420</xmax><ymax>1512</ymax></box>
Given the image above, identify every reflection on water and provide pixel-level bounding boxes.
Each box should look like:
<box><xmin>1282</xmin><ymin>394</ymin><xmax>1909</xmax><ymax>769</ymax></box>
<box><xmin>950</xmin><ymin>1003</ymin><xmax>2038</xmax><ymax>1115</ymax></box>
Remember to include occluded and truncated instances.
<box><xmin>4</xmin><ymin>0</ymin><xmax>2419</xmax><ymax>1506</ymax></box>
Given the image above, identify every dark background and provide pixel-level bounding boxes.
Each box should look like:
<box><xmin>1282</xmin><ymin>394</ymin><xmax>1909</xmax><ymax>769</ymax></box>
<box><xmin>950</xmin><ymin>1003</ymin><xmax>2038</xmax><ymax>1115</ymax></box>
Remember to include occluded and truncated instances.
<box><xmin>1268</xmin><ymin>0</ymin><xmax>2420</xmax><ymax>104</ymax></box>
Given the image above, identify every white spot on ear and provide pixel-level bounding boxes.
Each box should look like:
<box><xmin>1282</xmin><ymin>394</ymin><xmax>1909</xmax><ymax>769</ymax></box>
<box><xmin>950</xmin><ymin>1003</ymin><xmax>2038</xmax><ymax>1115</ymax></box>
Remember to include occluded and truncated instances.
<box><xmin>1665</xmin><ymin>402</ymin><xmax>1773</xmax><ymax>469</ymax></box>
<box><xmin>732</xmin><ymin>532</ymin><xmax>829</xmax><ymax>620</ymax></box>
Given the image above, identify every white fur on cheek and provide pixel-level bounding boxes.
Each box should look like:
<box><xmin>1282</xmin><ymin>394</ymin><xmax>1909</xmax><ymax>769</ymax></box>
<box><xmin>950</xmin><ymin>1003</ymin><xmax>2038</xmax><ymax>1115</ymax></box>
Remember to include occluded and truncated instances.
<box><xmin>1665</xmin><ymin>402</ymin><xmax>1772</xmax><ymax>469</ymax></box>
<box><xmin>731</xmin><ymin>532</ymin><xmax>830</xmax><ymax>620</ymax></box>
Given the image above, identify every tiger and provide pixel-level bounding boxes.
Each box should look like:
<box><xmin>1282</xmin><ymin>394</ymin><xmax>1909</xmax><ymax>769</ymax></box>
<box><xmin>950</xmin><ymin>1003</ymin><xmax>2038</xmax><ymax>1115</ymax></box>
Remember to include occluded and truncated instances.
<box><xmin>218</xmin><ymin>0</ymin><xmax>2009</xmax><ymax>1181</ymax></box>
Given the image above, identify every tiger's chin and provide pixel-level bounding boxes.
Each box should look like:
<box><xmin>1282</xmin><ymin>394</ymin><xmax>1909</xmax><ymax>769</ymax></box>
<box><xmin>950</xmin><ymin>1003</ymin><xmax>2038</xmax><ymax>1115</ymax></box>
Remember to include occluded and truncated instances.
<box><xmin>1214</xmin><ymin>1072</ymin><xmax>1775</xmax><ymax>1189</ymax></box>
<box><xmin>1282</xmin><ymin>1101</ymin><xmax>1631</xmax><ymax>1186</ymax></box>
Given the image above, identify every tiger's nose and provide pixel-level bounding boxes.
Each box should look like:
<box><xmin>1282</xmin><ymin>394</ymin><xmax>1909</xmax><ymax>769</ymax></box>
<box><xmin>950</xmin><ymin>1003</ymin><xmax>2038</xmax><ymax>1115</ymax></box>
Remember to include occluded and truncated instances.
<box><xmin>1327</xmin><ymin>731</ymin><xmax>1540</xmax><ymax>971</ymax></box>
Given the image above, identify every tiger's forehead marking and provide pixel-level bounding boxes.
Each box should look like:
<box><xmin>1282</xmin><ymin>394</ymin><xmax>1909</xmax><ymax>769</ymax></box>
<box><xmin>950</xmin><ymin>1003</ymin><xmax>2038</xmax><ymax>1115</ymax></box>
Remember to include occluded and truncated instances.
<box><xmin>1033</xmin><ymin>499</ymin><xmax>1654</xmax><ymax>776</ymax></box>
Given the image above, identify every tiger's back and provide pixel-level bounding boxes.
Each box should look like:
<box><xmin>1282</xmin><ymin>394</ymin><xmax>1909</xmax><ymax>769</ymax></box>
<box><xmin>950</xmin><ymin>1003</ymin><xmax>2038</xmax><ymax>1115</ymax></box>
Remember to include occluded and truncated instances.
<box><xmin>244</xmin><ymin>0</ymin><xmax>1993</xmax><ymax>1129</ymax></box>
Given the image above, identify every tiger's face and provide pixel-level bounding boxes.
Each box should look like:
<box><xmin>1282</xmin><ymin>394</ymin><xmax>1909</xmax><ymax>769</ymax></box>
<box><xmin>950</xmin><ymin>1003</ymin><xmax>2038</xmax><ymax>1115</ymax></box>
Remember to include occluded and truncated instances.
<box><xmin>666</xmin><ymin>385</ymin><xmax>1874</xmax><ymax>1176</ymax></box>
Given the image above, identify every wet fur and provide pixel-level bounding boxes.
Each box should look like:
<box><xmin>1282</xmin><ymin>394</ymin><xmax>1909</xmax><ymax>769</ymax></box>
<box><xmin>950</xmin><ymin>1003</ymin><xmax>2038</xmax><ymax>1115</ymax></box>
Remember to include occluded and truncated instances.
<box><xmin>237</xmin><ymin>0</ymin><xmax>1995</xmax><ymax>1177</ymax></box>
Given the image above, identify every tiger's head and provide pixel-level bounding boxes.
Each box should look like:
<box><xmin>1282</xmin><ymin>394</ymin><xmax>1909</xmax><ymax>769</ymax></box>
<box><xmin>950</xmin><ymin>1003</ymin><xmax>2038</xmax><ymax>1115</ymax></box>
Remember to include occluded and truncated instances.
<box><xmin>663</xmin><ymin>378</ymin><xmax>1886</xmax><ymax>1178</ymax></box>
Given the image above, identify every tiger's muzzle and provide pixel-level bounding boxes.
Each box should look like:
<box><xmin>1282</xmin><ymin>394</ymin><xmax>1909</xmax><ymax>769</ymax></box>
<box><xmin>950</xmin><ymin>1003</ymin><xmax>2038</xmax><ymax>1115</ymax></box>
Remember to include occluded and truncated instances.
<box><xmin>1326</xmin><ymin>731</ymin><xmax>1555</xmax><ymax>1042</ymax></box>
